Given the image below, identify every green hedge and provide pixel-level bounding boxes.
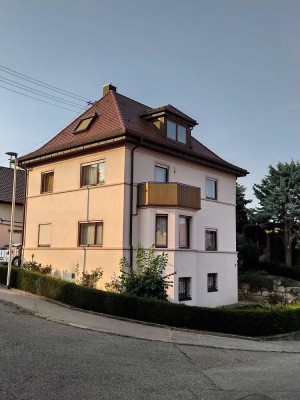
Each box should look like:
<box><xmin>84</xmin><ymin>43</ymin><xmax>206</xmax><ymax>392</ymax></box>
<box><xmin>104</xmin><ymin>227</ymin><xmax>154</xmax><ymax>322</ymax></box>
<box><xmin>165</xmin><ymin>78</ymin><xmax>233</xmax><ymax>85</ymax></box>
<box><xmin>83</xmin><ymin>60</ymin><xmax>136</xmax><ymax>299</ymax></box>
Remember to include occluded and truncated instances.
<box><xmin>259</xmin><ymin>261</ymin><xmax>300</xmax><ymax>281</ymax></box>
<box><xmin>1</xmin><ymin>265</ymin><xmax>300</xmax><ymax>336</ymax></box>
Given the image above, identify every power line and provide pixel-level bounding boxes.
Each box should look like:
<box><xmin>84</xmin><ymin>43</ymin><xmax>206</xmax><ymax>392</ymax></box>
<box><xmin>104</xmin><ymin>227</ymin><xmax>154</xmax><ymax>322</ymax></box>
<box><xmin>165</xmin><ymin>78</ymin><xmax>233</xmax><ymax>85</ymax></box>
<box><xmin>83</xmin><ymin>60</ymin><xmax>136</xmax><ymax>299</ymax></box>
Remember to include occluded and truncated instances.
<box><xmin>0</xmin><ymin>64</ymin><xmax>91</xmax><ymax>102</ymax></box>
<box><xmin>0</xmin><ymin>84</ymin><xmax>82</xmax><ymax>113</ymax></box>
<box><xmin>0</xmin><ymin>76</ymin><xmax>86</xmax><ymax>110</ymax></box>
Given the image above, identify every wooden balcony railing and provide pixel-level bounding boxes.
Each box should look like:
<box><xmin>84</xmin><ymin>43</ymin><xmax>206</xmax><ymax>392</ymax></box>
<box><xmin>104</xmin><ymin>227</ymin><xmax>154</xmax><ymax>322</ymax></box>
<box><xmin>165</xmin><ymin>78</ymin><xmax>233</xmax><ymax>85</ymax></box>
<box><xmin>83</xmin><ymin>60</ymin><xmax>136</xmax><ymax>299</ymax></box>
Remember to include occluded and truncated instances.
<box><xmin>137</xmin><ymin>182</ymin><xmax>201</xmax><ymax>210</ymax></box>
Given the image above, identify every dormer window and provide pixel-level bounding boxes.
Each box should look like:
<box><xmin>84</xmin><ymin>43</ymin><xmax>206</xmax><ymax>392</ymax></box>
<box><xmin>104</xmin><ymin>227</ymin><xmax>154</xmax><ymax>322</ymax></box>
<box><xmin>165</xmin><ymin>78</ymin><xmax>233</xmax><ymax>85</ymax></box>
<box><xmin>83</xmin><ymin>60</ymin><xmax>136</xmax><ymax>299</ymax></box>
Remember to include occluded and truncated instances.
<box><xmin>167</xmin><ymin>120</ymin><xmax>187</xmax><ymax>144</ymax></box>
<box><xmin>73</xmin><ymin>114</ymin><xmax>96</xmax><ymax>134</ymax></box>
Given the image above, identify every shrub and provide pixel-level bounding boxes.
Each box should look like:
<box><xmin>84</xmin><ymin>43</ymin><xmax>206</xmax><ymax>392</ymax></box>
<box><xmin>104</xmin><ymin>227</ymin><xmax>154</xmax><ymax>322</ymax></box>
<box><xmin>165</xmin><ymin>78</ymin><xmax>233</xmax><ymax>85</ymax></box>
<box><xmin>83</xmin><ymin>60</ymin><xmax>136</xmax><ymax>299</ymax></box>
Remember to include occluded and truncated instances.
<box><xmin>106</xmin><ymin>243</ymin><xmax>175</xmax><ymax>301</ymax></box>
<box><xmin>22</xmin><ymin>256</ymin><xmax>52</xmax><ymax>275</ymax></box>
<box><xmin>2</xmin><ymin>264</ymin><xmax>300</xmax><ymax>336</ymax></box>
<box><xmin>239</xmin><ymin>240</ymin><xmax>260</xmax><ymax>271</ymax></box>
<box><xmin>75</xmin><ymin>265</ymin><xmax>103</xmax><ymax>289</ymax></box>
<box><xmin>259</xmin><ymin>261</ymin><xmax>300</xmax><ymax>281</ymax></box>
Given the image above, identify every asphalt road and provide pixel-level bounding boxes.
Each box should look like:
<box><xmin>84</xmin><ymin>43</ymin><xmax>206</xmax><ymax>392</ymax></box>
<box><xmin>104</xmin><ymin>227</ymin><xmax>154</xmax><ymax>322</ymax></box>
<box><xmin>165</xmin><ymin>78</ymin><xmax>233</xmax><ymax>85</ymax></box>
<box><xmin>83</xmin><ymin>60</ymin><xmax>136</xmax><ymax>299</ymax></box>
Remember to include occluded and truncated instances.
<box><xmin>0</xmin><ymin>301</ymin><xmax>300</xmax><ymax>400</ymax></box>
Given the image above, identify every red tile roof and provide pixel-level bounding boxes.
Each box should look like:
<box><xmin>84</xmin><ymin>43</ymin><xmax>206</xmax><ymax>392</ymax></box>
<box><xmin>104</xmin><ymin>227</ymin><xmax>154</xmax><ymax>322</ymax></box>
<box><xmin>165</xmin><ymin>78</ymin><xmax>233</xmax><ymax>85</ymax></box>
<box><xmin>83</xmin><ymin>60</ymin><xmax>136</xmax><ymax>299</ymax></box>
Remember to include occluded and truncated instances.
<box><xmin>0</xmin><ymin>166</ymin><xmax>25</xmax><ymax>205</ymax></box>
<box><xmin>19</xmin><ymin>91</ymin><xmax>248</xmax><ymax>176</ymax></box>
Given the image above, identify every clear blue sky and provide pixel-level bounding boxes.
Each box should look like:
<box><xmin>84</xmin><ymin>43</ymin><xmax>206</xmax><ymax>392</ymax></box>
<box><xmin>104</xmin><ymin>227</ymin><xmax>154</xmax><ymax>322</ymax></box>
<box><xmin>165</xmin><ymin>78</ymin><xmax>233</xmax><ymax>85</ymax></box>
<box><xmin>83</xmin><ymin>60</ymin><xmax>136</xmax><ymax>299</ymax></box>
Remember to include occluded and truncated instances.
<box><xmin>0</xmin><ymin>0</ymin><xmax>299</xmax><ymax>205</ymax></box>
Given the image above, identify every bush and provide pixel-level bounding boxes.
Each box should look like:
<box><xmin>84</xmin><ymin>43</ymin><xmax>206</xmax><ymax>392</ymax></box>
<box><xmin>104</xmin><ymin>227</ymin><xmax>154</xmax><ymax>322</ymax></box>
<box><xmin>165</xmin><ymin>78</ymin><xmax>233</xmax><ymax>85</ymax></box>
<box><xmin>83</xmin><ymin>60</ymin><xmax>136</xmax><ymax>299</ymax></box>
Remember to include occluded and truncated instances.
<box><xmin>2</xmin><ymin>265</ymin><xmax>300</xmax><ymax>336</ymax></box>
<box><xmin>259</xmin><ymin>261</ymin><xmax>300</xmax><ymax>281</ymax></box>
<box><xmin>239</xmin><ymin>240</ymin><xmax>260</xmax><ymax>271</ymax></box>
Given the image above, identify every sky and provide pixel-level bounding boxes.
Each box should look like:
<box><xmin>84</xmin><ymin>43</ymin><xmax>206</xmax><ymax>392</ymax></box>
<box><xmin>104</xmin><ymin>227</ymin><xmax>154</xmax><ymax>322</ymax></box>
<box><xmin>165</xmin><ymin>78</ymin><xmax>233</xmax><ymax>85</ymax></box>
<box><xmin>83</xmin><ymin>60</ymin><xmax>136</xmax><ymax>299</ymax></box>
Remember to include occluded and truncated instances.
<box><xmin>0</xmin><ymin>0</ymin><xmax>299</xmax><ymax>205</ymax></box>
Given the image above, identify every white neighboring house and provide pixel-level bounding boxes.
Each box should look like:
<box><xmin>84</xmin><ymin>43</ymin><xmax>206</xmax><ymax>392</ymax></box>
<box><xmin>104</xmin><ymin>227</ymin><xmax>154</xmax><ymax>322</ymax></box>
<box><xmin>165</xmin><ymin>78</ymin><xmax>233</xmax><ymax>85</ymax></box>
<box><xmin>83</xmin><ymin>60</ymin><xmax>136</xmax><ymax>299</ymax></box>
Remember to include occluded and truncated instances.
<box><xmin>0</xmin><ymin>166</ymin><xmax>25</xmax><ymax>247</ymax></box>
<box><xmin>19</xmin><ymin>84</ymin><xmax>248</xmax><ymax>307</ymax></box>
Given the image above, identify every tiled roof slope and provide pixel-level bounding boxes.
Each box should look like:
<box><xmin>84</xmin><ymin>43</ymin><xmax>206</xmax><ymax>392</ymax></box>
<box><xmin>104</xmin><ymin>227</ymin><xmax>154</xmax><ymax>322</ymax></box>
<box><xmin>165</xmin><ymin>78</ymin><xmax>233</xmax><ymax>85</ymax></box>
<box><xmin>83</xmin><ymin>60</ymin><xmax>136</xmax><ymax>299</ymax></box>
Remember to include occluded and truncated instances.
<box><xmin>0</xmin><ymin>166</ymin><xmax>25</xmax><ymax>205</ymax></box>
<box><xmin>19</xmin><ymin>91</ymin><xmax>247</xmax><ymax>176</ymax></box>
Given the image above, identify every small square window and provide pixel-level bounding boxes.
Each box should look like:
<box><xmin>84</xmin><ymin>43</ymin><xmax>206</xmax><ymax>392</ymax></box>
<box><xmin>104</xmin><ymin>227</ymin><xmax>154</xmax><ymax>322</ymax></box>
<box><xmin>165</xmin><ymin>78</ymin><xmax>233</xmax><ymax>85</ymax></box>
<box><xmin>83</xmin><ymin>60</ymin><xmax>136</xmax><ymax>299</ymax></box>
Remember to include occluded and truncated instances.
<box><xmin>155</xmin><ymin>215</ymin><xmax>168</xmax><ymax>248</ymax></box>
<box><xmin>179</xmin><ymin>216</ymin><xmax>190</xmax><ymax>248</ymax></box>
<box><xmin>208</xmin><ymin>273</ymin><xmax>218</xmax><ymax>292</ymax></box>
<box><xmin>206</xmin><ymin>178</ymin><xmax>217</xmax><ymax>200</ymax></box>
<box><xmin>155</xmin><ymin>165</ymin><xmax>168</xmax><ymax>182</ymax></box>
<box><xmin>74</xmin><ymin>114</ymin><xmax>96</xmax><ymax>133</ymax></box>
<box><xmin>179</xmin><ymin>277</ymin><xmax>191</xmax><ymax>301</ymax></box>
<box><xmin>41</xmin><ymin>171</ymin><xmax>54</xmax><ymax>193</ymax></box>
<box><xmin>205</xmin><ymin>230</ymin><xmax>217</xmax><ymax>251</ymax></box>
<box><xmin>79</xmin><ymin>222</ymin><xmax>103</xmax><ymax>246</ymax></box>
<box><xmin>81</xmin><ymin>161</ymin><xmax>105</xmax><ymax>186</ymax></box>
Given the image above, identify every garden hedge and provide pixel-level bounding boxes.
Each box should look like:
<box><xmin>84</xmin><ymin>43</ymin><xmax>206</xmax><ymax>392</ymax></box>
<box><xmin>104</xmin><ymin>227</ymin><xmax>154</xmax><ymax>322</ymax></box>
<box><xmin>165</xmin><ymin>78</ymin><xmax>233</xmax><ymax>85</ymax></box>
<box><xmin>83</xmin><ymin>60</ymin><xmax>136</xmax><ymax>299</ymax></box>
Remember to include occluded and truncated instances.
<box><xmin>1</xmin><ymin>265</ymin><xmax>300</xmax><ymax>336</ymax></box>
<box><xmin>259</xmin><ymin>261</ymin><xmax>300</xmax><ymax>281</ymax></box>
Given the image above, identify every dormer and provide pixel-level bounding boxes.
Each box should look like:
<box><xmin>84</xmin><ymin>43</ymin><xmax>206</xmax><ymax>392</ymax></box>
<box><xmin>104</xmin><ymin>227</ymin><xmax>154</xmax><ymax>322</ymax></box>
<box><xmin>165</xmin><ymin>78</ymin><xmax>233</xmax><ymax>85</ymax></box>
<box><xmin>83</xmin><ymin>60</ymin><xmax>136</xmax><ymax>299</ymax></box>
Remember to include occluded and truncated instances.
<box><xmin>140</xmin><ymin>104</ymin><xmax>198</xmax><ymax>148</ymax></box>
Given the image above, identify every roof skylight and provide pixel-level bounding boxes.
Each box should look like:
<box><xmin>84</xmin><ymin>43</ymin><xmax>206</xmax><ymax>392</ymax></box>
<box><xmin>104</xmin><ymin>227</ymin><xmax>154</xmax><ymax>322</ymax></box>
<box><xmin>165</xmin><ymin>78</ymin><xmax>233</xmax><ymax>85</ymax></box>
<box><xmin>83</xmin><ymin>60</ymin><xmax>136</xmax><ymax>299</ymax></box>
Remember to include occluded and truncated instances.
<box><xmin>73</xmin><ymin>114</ymin><xmax>96</xmax><ymax>134</ymax></box>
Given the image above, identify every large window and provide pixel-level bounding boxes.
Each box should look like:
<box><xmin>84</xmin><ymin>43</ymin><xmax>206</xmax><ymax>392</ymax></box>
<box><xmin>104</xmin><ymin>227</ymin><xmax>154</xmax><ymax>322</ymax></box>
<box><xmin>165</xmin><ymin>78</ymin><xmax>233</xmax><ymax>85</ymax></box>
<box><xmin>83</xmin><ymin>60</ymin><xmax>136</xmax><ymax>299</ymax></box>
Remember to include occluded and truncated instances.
<box><xmin>38</xmin><ymin>224</ymin><xmax>52</xmax><ymax>247</ymax></box>
<box><xmin>155</xmin><ymin>165</ymin><xmax>168</xmax><ymax>182</ymax></box>
<box><xmin>155</xmin><ymin>215</ymin><xmax>168</xmax><ymax>248</ymax></box>
<box><xmin>41</xmin><ymin>171</ymin><xmax>54</xmax><ymax>193</ymax></box>
<box><xmin>208</xmin><ymin>273</ymin><xmax>218</xmax><ymax>292</ymax></box>
<box><xmin>205</xmin><ymin>229</ymin><xmax>217</xmax><ymax>251</ymax></box>
<box><xmin>81</xmin><ymin>161</ymin><xmax>105</xmax><ymax>186</ymax></box>
<box><xmin>178</xmin><ymin>277</ymin><xmax>191</xmax><ymax>301</ymax></box>
<box><xmin>167</xmin><ymin>120</ymin><xmax>187</xmax><ymax>144</ymax></box>
<box><xmin>179</xmin><ymin>216</ymin><xmax>190</xmax><ymax>248</ymax></box>
<box><xmin>79</xmin><ymin>222</ymin><xmax>103</xmax><ymax>246</ymax></box>
<box><xmin>205</xmin><ymin>178</ymin><xmax>217</xmax><ymax>200</ymax></box>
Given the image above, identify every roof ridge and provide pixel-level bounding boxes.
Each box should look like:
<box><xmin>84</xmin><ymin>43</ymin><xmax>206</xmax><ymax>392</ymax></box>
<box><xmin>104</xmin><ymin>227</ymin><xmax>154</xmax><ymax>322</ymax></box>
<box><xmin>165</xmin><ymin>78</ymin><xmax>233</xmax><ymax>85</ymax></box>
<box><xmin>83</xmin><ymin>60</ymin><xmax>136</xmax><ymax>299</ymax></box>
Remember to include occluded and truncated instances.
<box><xmin>111</xmin><ymin>92</ymin><xmax>127</xmax><ymax>131</ymax></box>
<box><xmin>114</xmin><ymin>92</ymin><xmax>152</xmax><ymax>109</ymax></box>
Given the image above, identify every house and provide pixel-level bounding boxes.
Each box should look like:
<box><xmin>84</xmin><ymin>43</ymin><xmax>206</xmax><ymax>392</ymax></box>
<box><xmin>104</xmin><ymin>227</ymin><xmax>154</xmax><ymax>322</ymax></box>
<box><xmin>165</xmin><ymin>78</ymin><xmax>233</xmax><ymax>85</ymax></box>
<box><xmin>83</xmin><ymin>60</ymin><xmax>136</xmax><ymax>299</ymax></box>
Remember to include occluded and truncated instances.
<box><xmin>0</xmin><ymin>166</ymin><xmax>25</xmax><ymax>247</ymax></box>
<box><xmin>18</xmin><ymin>84</ymin><xmax>248</xmax><ymax>307</ymax></box>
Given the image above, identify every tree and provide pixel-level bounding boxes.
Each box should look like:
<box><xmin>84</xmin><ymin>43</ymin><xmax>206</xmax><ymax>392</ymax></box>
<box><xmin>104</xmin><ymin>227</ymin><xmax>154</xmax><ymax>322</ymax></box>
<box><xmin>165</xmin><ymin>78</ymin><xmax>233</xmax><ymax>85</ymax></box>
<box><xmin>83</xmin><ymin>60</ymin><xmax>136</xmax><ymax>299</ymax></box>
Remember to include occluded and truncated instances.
<box><xmin>253</xmin><ymin>161</ymin><xmax>300</xmax><ymax>267</ymax></box>
<box><xmin>236</xmin><ymin>182</ymin><xmax>252</xmax><ymax>234</ymax></box>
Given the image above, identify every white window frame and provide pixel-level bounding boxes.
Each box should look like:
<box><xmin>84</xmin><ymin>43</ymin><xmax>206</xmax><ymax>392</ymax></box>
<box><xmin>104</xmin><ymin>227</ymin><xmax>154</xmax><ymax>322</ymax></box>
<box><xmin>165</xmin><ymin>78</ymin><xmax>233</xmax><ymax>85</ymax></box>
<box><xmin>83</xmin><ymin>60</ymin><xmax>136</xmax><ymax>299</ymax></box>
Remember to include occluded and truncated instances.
<box><xmin>205</xmin><ymin>177</ymin><xmax>217</xmax><ymax>200</ymax></box>
<box><xmin>205</xmin><ymin>229</ymin><xmax>217</xmax><ymax>251</ymax></box>
<box><xmin>155</xmin><ymin>163</ymin><xmax>169</xmax><ymax>183</ymax></box>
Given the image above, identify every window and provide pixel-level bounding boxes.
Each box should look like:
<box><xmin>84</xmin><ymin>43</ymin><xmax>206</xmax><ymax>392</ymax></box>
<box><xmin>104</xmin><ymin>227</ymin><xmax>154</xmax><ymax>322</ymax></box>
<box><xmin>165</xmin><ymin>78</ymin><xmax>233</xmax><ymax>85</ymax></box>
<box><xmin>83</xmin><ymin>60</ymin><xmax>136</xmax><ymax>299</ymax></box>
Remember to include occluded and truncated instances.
<box><xmin>167</xmin><ymin>120</ymin><xmax>187</xmax><ymax>144</ymax></box>
<box><xmin>205</xmin><ymin>178</ymin><xmax>217</xmax><ymax>200</ymax></box>
<box><xmin>155</xmin><ymin>215</ymin><xmax>168</xmax><ymax>248</ymax></box>
<box><xmin>179</xmin><ymin>277</ymin><xmax>191</xmax><ymax>301</ymax></box>
<box><xmin>41</xmin><ymin>171</ymin><xmax>54</xmax><ymax>193</ymax></box>
<box><xmin>79</xmin><ymin>222</ymin><xmax>103</xmax><ymax>246</ymax></box>
<box><xmin>38</xmin><ymin>224</ymin><xmax>52</xmax><ymax>247</ymax></box>
<box><xmin>155</xmin><ymin>165</ymin><xmax>168</xmax><ymax>182</ymax></box>
<box><xmin>208</xmin><ymin>273</ymin><xmax>218</xmax><ymax>292</ymax></box>
<box><xmin>179</xmin><ymin>216</ymin><xmax>190</xmax><ymax>248</ymax></box>
<box><xmin>81</xmin><ymin>161</ymin><xmax>105</xmax><ymax>186</ymax></box>
<box><xmin>73</xmin><ymin>114</ymin><xmax>96</xmax><ymax>133</ymax></box>
<box><xmin>205</xmin><ymin>229</ymin><xmax>217</xmax><ymax>251</ymax></box>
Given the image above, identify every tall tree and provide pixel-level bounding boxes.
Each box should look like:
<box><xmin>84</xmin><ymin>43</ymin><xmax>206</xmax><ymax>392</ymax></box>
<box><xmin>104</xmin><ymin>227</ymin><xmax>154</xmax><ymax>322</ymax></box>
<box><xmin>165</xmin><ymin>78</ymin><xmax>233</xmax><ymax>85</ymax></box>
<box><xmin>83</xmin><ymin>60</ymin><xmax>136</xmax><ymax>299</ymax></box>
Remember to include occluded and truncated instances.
<box><xmin>236</xmin><ymin>182</ymin><xmax>252</xmax><ymax>234</ymax></box>
<box><xmin>253</xmin><ymin>161</ymin><xmax>300</xmax><ymax>267</ymax></box>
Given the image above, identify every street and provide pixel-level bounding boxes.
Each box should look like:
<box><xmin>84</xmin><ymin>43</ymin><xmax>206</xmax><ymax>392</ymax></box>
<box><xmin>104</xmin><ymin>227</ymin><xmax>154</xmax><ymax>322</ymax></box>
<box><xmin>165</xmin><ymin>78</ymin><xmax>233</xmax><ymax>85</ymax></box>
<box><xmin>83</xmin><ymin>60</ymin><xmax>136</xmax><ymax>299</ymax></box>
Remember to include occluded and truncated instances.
<box><xmin>0</xmin><ymin>301</ymin><xmax>300</xmax><ymax>400</ymax></box>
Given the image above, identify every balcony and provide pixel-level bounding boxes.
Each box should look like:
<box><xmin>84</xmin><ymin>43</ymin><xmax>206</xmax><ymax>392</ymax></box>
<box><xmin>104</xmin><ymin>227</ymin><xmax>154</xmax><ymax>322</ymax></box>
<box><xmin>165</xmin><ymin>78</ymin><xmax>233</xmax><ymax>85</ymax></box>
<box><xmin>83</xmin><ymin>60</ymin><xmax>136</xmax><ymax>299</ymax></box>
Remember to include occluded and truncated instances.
<box><xmin>137</xmin><ymin>182</ymin><xmax>201</xmax><ymax>210</ymax></box>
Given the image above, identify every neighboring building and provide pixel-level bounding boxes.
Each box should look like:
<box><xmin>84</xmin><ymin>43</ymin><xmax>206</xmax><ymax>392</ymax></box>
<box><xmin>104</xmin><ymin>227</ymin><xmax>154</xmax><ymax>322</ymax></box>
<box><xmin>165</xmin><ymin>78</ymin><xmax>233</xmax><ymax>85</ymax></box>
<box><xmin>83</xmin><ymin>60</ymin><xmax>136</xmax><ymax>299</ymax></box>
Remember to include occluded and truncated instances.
<box><xmin>19</xmin><ymin>84</ymin><xmax>248</xmax><ymax>307</ymax></box>
<box><xmin>0</xmin><ymin>166</ymin><xmax>25</xmax><ymax>247</ymax></box>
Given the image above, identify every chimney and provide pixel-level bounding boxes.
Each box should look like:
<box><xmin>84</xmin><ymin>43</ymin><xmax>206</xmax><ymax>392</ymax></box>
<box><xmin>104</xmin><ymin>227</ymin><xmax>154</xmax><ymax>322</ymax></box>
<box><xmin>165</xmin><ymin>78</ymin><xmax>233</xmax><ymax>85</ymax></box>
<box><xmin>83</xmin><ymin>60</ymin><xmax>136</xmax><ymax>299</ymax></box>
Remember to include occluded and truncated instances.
<box><xmin>102</xmin><ymin>83</ymin><xmax>117</xmax><ymax>97</ymax></box>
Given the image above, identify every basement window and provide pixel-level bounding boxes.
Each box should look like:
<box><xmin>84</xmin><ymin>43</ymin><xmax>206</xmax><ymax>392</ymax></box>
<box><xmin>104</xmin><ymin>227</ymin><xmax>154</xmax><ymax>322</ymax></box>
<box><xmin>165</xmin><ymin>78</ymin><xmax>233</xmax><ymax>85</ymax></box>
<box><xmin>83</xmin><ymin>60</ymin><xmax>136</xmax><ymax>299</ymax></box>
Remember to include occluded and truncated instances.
<box><xmin>73</xmin><ymin>114</ymin><xmax>96</xmax><ymax>133</ymax></box>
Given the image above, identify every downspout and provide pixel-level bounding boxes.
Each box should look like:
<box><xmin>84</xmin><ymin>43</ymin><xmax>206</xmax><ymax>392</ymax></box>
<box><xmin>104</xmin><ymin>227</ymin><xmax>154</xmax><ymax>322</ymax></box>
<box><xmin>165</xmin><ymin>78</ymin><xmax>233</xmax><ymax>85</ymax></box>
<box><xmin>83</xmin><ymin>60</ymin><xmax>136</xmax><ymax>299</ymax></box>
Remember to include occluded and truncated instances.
<box><xmin>129</xmin><ymin>144</ymin><xmax>139</xmax><ymax>267</ymax></box>
<box><xmin>20</xmin><ymin>165</ymin><xmax>28</xmax><ymax>264</ymax></box>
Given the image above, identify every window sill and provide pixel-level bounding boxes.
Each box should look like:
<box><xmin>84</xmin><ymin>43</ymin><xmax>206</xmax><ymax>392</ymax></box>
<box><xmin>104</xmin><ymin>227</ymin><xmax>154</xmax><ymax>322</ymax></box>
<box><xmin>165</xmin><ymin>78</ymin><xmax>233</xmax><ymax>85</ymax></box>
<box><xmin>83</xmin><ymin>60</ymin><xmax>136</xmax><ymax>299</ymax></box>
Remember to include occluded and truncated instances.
<box><xmin>80</xmin><ymin>182</ymin><xmax>105</xmax><ymax>188</ymax></box>
<box><xmin>79</xmin><ymin>244</ymin><xmax>103</xmax><ymax>247</ymax></box>
<box><xmin>205</xmin><ymin>249</ymin><xmax>217</xmax><ymax>252</ymax></box>
<box><xmin>179</xmin><ymin>297</ymin><xmax>192</xmax><ymax>302</ymax></box>
<box><xmin>208</xmin><ymin>289</ymin><xmax>218</xmax><ymax>293</ymax></box>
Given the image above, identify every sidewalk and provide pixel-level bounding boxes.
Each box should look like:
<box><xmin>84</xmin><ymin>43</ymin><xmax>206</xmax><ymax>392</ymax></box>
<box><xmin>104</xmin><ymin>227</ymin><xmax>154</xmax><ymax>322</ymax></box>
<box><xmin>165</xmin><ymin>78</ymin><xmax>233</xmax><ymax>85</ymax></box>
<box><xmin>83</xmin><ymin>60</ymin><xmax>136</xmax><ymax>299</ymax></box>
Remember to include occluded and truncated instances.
<box><xmin>1</xmin><ymin>286</ymin><xmax>300</xmax><ymax>353</ymax></box>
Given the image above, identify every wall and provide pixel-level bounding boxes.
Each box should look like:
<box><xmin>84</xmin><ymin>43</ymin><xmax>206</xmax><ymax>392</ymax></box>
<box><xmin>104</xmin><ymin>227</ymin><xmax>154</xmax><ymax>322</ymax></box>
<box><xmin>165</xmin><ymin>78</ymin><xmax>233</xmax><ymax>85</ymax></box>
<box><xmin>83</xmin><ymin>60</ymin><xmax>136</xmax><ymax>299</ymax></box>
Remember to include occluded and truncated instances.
<box><xmin>23</xmin><ymin>146</ymin><xmax>126</xmax><ymax>287</ymax></box>
<box><xmin>0</xmin><ymin>203</ymin><xmax>24</xmax><ymax>246</ymax></box>
<box><xmin>124</xmin><ymin>145</ymin><xmax>238</xmax><ymax>307</ymax></box>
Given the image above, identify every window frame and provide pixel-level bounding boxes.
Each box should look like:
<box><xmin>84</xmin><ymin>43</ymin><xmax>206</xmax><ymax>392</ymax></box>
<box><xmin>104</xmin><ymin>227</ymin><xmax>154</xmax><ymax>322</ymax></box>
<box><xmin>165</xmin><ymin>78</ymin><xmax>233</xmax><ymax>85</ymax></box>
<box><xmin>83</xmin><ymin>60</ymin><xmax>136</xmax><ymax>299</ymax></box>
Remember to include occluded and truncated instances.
<box><xmin>166</xmin><ymin>120</ymin><xmax>188</xmax><ymax>144</ymax></box>
<box><xmin>207</xmin><ymin>273</ymin><xmax>218</xmax><ymax>292</ymax></box>
<box><xmin>178</xmin><ymin>277</ymin><xmax>192</xmax><ymax>301</ymax></box>
<box><xmin>205</xmin><ymin>177</ymin><xmax>217</xmax><ymax>200</ymax></box>
<box><xmin>205</xmin><ymin>229</ymin><xmax>217</xmax><ymax>251</ymax></box>
<box><xmin>78</xmin><ymin>221</ymin><xmax>103</xmax><ymax>247</ymax></box>
<box><xmin>40</xmin><ymin>171</ymin><xmax>54</xmax><ymax>194</ymax></box>
<box><xmin>155</xmin><ymin>164</ymin><xmax>169</xmax><ymax>183</ymax></box>
<box><xmin>38</xmin><ymin>223</ymin><xmax>52</xmax><ymax>247</ymax></box>
<box><xmin>179</xmin><ymin>216</ymin><xmax>191</xmax><ymax>249</ymax></box>
<box><xmin>155</xmin><ymin>214</ymin><xmax>168</xmax><ymax>248</ymax></box>
<box><xmin>73</xmin><ymin>113</ymin><xmax>97</xmax><ymax>134</ymax></box>
<box><xmin>80</xmin><ymin>160</ymin><xmax>105</xmax><ymax>187</ymax></box>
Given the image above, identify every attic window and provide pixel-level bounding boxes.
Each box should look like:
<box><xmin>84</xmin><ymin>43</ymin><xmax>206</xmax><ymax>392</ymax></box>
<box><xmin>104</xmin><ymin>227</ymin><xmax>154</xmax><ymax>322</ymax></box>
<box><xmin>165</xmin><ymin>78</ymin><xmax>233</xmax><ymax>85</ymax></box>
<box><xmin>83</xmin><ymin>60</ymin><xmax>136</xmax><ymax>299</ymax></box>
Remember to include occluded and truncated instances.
<box><xmin>73</xmin><ymin>114</ymin><xmax>96</xmax><ymax>134</ymax></box>
<box><xmin>167</xmin><ymin>120</ymin><xmax>187</xmax><ymax>144</ymax></box>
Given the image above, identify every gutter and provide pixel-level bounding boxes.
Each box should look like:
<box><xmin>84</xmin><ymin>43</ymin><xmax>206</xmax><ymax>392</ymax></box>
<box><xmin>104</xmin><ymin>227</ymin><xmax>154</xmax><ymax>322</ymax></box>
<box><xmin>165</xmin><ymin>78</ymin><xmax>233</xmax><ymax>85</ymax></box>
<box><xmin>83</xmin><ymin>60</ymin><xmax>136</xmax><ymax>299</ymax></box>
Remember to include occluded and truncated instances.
<box><xmin>129</xmin><ymin>143</ymin><xmax>140</xmax><ymax>267</ymax></box>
